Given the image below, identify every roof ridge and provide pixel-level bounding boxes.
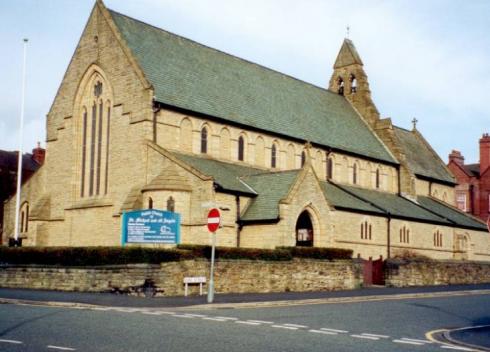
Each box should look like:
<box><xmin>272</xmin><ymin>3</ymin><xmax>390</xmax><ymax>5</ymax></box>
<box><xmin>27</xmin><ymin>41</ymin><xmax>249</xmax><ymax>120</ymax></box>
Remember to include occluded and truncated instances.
<box><xmin>107</xmin><ymin>8</ymin><xmax>342</xmax><ymax>99</ymax></box>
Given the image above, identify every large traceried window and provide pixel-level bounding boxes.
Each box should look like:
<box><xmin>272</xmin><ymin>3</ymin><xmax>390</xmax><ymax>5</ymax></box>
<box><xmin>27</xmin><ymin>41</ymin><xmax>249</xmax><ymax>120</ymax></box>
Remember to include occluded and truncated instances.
<box><xmin>77</xmin><ymin>69</ymin><xmax>113</xmax><ymax>199</ymax></box>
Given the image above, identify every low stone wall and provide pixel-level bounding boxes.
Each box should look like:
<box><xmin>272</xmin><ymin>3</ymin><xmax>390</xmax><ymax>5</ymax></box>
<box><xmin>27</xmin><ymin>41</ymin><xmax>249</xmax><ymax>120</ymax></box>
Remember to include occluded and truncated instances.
<box><xmin>0</xmin><ymin>259</ymin><xmax>362</xmax><ymax>296</ymax></box>
<box><xmin>385</xmin><ymin>259</ymin><xmax>490</xmax><ymax>287</ymax></box>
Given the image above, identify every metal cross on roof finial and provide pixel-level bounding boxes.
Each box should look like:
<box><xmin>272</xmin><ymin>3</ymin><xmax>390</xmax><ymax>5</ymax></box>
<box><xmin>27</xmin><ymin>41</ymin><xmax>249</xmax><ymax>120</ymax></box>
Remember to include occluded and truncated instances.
<box><xmin>412</xmin><ymin>117</ymin><xmax>418</xmax><ymax>130</ymax></box>
<box><xmin>346</xmin><ymin>26</ymin><xmax>350</xmax><ymax>39</ymax></box>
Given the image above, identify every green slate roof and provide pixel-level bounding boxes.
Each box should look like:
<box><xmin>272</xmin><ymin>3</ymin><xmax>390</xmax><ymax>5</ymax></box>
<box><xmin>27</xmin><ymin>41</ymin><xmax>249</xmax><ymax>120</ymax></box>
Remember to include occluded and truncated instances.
<box><xmin>334</xmin><ymin>184</ymin><xmax>450</xmax><ymax>224</ymax></box>
<box><xmin>320</xmin><ymin>182</ymin><xmax>384</xmax><ymax>214</ymax></box>
<box><xmin>240</xmin><ymin>170</ymin><xmax>300</xmax><ymax>222</ymax></box>
<box><xmin>394</xmin><ymin>127</ymin><xmax>455</xmax><ymax>184</ymax></box>
<box><xmin>109</xmin><ymin>10</ymin><xmax>396</xmax><ymax>164</ymax></box>
<box><xmin>417</xmin><ymin>196</ymin><xmax>487</xmax><ymax>231</ymax></box>
<box><xmin>172</xmin><ymin>152</ymin><xmax>261</xmax><ymax>195</ymax></box>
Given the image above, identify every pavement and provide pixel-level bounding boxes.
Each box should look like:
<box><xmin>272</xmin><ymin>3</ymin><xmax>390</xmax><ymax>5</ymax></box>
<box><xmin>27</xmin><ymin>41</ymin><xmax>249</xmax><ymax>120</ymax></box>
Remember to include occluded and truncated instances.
<box><xmin>1</xmin><ymin>283</ymin><xmax>490</xmax><ymax>308</ymax></box>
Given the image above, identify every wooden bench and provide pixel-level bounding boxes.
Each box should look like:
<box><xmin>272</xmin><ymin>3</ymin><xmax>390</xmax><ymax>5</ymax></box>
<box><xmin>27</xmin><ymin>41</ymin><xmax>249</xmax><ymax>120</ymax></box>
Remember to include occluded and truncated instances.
<box><xmin>183</xmin><ymin>276</ymin><xmax>206</xmax><ymax>296</ymax></box>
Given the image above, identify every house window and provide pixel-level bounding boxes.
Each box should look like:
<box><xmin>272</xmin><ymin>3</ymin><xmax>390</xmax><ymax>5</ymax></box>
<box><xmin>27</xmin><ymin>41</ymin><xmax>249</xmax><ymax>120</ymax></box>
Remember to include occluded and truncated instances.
<box><xmin>238</xmin><ymin>136</ymin><xmax>245</xmax><ymax>161</ymax></box>
<box><xmin>271</xmin><ymin>144</ymin><xmax>277</xmax><ymax>168</ymax></box>
<box><xmin>167</xmin><ymin>196</ymin><xmax>175</xmax><ymax>212</ymax></box>
<box><xmin>399</xmin><ymin>225</ymin><xmax>410</xmax><ymax>243</ymax></box>
<box><xmin>200</xmin><ymin>127</ymin><xmax>208</xmax><ymax>154</ymax></box>
<box><xmin>433</xmin><ymin>230</ymin><xmax>443</xmax><ymax>247</ymax></box>
<box><xmin>456</xmin><ymin>193</ymin><xmax>467</xmax><ymax>212</ymax></box>
<box><xmin>327</xmin><ymin>157</ymin><xmax>333</xmax><ymax>180</ymax></box>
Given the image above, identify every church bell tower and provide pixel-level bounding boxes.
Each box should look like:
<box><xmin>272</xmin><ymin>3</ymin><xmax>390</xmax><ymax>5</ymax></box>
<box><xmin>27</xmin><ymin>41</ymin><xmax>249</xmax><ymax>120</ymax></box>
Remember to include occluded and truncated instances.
<box><xmin>328</xmin><ymin>39</ymin><xmax>380</xmax><ymax>127</ymax></box>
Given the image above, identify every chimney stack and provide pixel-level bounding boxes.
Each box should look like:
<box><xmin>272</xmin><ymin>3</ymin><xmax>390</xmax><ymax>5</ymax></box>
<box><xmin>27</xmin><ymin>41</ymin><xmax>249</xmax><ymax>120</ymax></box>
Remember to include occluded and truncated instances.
<box><xmin>32</xmin><ymin>142</ymin><xmax>45</xmax><ymax>165</ymax></box>
<box><xmin>449</xmin><ymin>150</ymin><xmax>465</xmax><ymax>166</ymax></box>
<box><xmin>480</xmin><ymin>133</ymin><xmax>490</xmax><ymax>174</ymax></box>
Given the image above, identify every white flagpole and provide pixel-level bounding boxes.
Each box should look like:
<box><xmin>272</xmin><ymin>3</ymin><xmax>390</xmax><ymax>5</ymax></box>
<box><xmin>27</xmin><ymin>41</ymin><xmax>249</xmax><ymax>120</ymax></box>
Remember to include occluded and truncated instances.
<box><xmin>13</xmin><ymin>38</ymin><xmax>28</xmax><ymax>244</ymax></box>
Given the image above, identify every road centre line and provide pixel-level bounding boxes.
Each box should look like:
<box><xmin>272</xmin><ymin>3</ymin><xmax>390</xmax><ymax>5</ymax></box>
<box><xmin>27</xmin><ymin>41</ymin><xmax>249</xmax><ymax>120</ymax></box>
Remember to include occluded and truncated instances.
<box><xmin>246</xmin><ymin>320</ymin><xmax>274</xmax><ymax>324</ymax></box>
<box><xmin>401</xmin><ymin>337</ymin><xmax>433</xmax><ymax>344</ymax></box>
<box><xmin>351</xmin><ymin>334</ymin><xmax>379</xmax><ymax>340</ymax></box>
<box><xmin>440</xmin><ymin>345</ymin><xmax>474</xmax><ymax>351</ymax></box>
<box><xmin>272</xmin><ymin>325</ymin><xmax>299</xmax><ymax>330</ymax></box>
<box><xmin>393</xmin><ymin>339</ymin><xmax>425</xmax><ymax>345</ymax></box>
<box><xmin>173</xmin><ymin>314</ymin><xmax>196</xmax><ymax>318</ymax></box>
<box><xmin>183</xmin><ymin>314</ymin><xmax>207</xmax><ymax>318</ymax></box>
<box><xmin>202</xmin><ymin>317</ymin><xmax>228</xmax><ymax>321</ymax></box>
<box><xmin>47</xmin><ymin>345</ymin><xmax>76</xmax><ymax>351</ymax></box>
<box><xmin>0</xmin><ymin>339</ymin><xmax>23</xmax><ymax>344</ymax></box>
<box><xmin>235</xmin><ymin>321</ymin><xmax>262</xmax><ymax>326</ymax></box>
<box><xmin>309</xmin><ymin>329</ymin><xmax>338</xmax><ymax>335</ymax></box>
<box><xmin>361</xmin><ymin>333</ymin><xmax>390</xmax><ymax>339</ymax></box>
<box><xmin>282</xmin><ymin>323</ymin><xmax>309</xmax><ymax>328</ymax></box>
<box><xmin>214</xmin><ymin>316</ymin><xmax>238</xmax><ymax>320</ymax></box>
<box><xmin>141</xmin><ymin>311</ymin><xmax>165</xmax><ymax>315</ymax></box>
<box><xmin>320</xmin><ymin>328</ymin><xmax>348</xmax><ymax>333</ymax></box>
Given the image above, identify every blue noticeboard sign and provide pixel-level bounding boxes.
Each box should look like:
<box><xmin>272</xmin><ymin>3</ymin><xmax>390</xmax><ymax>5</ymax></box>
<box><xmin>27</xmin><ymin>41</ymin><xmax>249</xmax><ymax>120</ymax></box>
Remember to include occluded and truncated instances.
<box><xmin>122</xmin><ymin>209</ymin><xmax>181</xmax><ymax>244</ymax></box>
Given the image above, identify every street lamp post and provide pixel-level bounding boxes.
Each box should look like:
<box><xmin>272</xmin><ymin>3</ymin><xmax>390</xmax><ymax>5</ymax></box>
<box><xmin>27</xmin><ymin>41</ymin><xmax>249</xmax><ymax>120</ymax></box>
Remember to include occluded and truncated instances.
<box><xmin>13</xmin><ymin>38</ymin><xmax>28</xmax><ymax>247</ymax></box>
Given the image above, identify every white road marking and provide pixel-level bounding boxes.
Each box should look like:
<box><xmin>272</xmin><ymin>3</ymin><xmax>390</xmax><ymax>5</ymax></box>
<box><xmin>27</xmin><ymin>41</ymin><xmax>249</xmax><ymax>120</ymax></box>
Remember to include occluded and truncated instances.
<box><xmin>183</xmin><ymin>314</ymin><xmax>207</xmax><ymax>318</ymax></box>
<box><xmin>246</xmin><ymin>320</ymin><xmax>273</xmax><ymax>324</ymax></box>
<box><xmin>113</xmin><ymin>308</ymin><xmax>139</xmax><ymax>313</ymax></box>
<box><xmin>47</xmin><ymin>345</ymin><xmax>76</xmax><ymax>351</ymax></box>
<box><xmin>351</xmin><ymin>334</ymin><xmax>379</xmax><ymax>340</ymax></box>
<box><xmin>309</xmin><ymin>329</ymin><xmax>338</xmax><ymax>335</ymax></box>
<box><xmin>401</xmin><ymin>338</ymin><xmax>433</xmax><ymax>344</ymax></box>
<box><xmin>141</xmin><ymin>311</ymin><xmax>166</xmax><ymax>315</ymax></box>
<box><xmin>214</xmin><ymin>317</ymin><xmax>238</xmax><ymax>321</ymax></box>
<box><xmin>173</xmin><ymin>314</ymin><xmax>196</xmax><ymax>318</ymax></box>
<box><xmin>393</xmin><ymin>339</ymin><xmax>425</xmax><ymax>346</ymax></box>
<box><xmin>272</xmin><ymin>325</ymin><xmax>299</xmax><ymax>330</ymax></box>
<box><xmin>0</xmin><ymin>339</ymin><xmax>23</xmax><ymax>344</ymax></box>
<box><xmin>154</xmin><ymin>311</ymin><xmax>176</xmax><ymax>315</ymax></box>
<box><xmin>440</xmin><ymin>346</ymin><xmax>474</xmax><ymax>351</ymax></box>
<box><xmin>361</xmin><ymin>333</ymin><xmax>390</xmax><ymax>339</ymax></box>
<box><xmin>235</xmin><ymin>321</ymin><xmax>262</xmax><ymax>326</ymax></box>
<box><xmin>90</xmin><ymin>307</ymin><xmax>112</xmax><ymax>311</ymax></box>
<box><xmin>202</xmin><ymin>317</ymin><xmax>228</xmax><ymax>321</ymax></box>
<box><xmin>282</xmin><ymin>323</ymin><xmax>308</xmax><ymax>328</ymax></box>
<box><xmin>320</xmin><ymin>328</ymin><xmax>348</xmax><ymax>333</ymax></box>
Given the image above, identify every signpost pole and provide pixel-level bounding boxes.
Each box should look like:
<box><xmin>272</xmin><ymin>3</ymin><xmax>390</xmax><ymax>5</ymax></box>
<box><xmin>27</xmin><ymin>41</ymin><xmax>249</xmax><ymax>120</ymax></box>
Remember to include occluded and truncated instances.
<box><xmin>207</xmin><ymin>230</ymin><xmax>216</xmax><ymax>303</ymax></box>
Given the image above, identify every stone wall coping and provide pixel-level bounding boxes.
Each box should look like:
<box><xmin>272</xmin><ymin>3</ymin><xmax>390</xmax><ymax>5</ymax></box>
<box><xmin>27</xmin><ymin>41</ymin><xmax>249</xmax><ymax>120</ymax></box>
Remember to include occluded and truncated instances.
<box><xmin>0</xmin><ymin>258</ymin><xmax>357</xmax><ymax>269</ymax></box>
<box><xmin>386</xmin><ymin>258</ymin><xmax>490</xmax><ymax>266</ymax></box>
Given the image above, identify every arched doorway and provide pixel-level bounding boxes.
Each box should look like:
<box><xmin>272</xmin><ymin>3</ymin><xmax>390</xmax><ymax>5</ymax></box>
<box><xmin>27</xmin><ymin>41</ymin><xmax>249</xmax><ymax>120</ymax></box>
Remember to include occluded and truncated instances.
<box><xmin>296</xmin><ymin>211</ymin><xmax>314</xmax><ymax>247</ymax></box>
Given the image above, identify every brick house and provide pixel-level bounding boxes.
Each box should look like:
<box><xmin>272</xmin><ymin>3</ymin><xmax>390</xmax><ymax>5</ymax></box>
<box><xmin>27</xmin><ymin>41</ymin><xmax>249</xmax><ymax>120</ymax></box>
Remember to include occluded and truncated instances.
<box><xmin>0</xmin><ymin>144</ymin><xmax>45</xmax><ymax>244</ymax></box>
<box><xmin>448</xmin><ymin>134</ymin><xmax>490</xmax><ymax>223</ymax></box>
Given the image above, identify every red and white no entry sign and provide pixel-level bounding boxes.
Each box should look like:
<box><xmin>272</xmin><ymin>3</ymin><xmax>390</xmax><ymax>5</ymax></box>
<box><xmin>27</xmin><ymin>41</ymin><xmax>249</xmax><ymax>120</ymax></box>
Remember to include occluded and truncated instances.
<box><xmin>207</xmin><ymin>208</ymin><xmax>221</xmax><ymax>233</ymax></box>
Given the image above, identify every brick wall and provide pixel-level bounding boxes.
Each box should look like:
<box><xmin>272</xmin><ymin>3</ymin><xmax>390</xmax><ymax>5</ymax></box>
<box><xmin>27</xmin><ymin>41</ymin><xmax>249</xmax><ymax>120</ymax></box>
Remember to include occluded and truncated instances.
<box><xmin>0</xmin><ymin>259</ymin><xmax>362</xmax><ymax>296</ymax></box>
<box><xmin>385</xmin><ymin>259</ymin><xmax>490</xmax><ymax>287</ymax></box>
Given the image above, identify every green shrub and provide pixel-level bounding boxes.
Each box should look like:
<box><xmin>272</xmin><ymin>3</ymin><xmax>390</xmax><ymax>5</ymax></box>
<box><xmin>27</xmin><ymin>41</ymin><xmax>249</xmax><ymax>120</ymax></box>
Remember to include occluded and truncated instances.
<box><xmin>177</xmin><ymin>244</ymin><xmax>292</xmax><ymax>261</ymax></box>
<box><xmin>0</xmin><ymin>246</ymin><xmax>190</xmax><ymax>266</ymax></box>
<box><xmin>278</xmin><ymin>246</ymin><xmax>353</xmax><ymax>260</ymax></box>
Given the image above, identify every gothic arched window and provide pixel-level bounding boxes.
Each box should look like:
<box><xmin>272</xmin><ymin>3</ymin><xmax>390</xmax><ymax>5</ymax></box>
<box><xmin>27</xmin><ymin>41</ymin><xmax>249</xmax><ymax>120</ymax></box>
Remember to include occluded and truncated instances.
<box><xmin>167</xmin><ymin>196</ymin><xmax>175</xmax><ymax>212</ymax></box>
<box><xmin>337</xmin><ymin>77</ymin><xmax>344</xmax><ymax>95</ymax></box>
<box><xmin>301</xmin><ymin>151</ymin><xmax>306</xmax><ymax>167</ymax></box>
<box><xmin>238</xmin><ymin>136</ymin><xmax>245</xmax><ymax>161</ymax></box>
<box><xmin>353</xmin><ymin>163</ymin><xmax>358</xmax><ymax>184</ymax></box>
<box><xmin>78</xmin><ymin>68</ymin><xmax>112</xmax><ymax>199</ymax></box>
<box><xmin>350</xmin><ymin>74</ymin><xmax>357</xmax><ymax>93</ymax></box>
<box><xmin>148</xmin><ymin>197</ymin><xmax>153</xmax><ymax>209</ymax></box>
<box><xmin>375</xmin><ymin>168</ymin><xmax>380</xmax><ymax>189</ymax></box>
<box><xmin>327</xmin><ymin>157</ymin><xmax>333</xmax><ymax>180</ymax></box>
<box><xmin>200</xmin><ymin>127</ymin><xmax>208</xmax><ymax>154</ymax></box>
<box><xmin>271</xmin><ymin>143</ymin><xmax>277</xmax><ymax>168</ymax></box>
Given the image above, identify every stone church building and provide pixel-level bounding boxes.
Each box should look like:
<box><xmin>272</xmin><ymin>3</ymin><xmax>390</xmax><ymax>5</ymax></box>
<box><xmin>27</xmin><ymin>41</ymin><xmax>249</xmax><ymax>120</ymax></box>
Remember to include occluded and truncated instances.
<box><xmin>3</xmin><ymin>0</ymin><xmax>490</xmax><ymax>261</ymax></box>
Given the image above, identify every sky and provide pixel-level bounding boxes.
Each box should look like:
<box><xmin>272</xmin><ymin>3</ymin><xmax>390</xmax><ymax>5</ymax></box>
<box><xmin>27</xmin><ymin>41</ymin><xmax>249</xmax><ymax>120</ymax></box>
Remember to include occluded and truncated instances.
<box><xmin>1</xmin><ymin>0</ymin><xmax>489</xmax><ymax>164</ymax></box>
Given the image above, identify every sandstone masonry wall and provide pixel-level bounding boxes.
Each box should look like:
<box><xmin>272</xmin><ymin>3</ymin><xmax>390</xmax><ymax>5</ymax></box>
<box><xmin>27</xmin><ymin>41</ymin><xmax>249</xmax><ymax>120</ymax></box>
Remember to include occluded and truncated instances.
<box><xmin>0</xmin><ymin>259</ymin><xmax>362</xmax><ymax>296</ymax></box>
<box><xmin>385</xmin><ymin>259</ymin><xmax>490</xmax><ymax>287</ymax></box>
